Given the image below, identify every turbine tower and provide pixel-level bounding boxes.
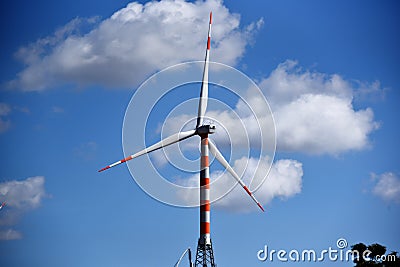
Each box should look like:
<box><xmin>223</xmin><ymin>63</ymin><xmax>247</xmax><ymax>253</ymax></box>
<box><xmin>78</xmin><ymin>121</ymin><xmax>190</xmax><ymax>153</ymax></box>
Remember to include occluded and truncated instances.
<box><xmin>99</xmin><ymin>12</ymin><xmax>264</xmax><ymax>267</ymax></box>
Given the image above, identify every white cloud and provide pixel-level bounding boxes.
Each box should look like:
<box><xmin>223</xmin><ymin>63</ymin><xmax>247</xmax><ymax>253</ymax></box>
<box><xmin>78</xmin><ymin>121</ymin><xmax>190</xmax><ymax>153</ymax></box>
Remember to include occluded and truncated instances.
<box><xmin>0</xmin><ymin>103</ymin><xmax>11</xmax><ymax>133</ymax></box>
<box><xmin>10</xmin><ymin>0</ymin><xmax>262</xmax><ymax>91</ymax></box>
<box><xmin>0</xmin><ymin>229</ymin><xmax>22</xmax><ymax>240</ymax></box>
<box><xmin>0</xmin><ymin>176</ymin><xmax>47</xmax><ymax>239</ymax></box>
<box><xmin>0</xmin><ymin>176</ymin><xmax>46</xmax><ymax>210</ymax></box>
<box><xmin>259</xmin><ymin>60</ymin><xmax>380</xmax><ymax>154</ymax></box>
<box><xmin>273</xmin><ymin>94</ymin><xmax>376</xmax><ymax>154</ymax></box>
<box><xmin>178</xmin><ymin>157</ymin><xmax>303</xmax><ymax>213</ymax></box>
<box><xmin>162</xmin><ymin>60</ymin><xmax>379</xmax><ymax>155</ymax></box>
<box><xmin>371</xmin><ymin>172</ymin><xmax>400</xmax><ymax>204</ymax></box>
<box><xmin>212</xmin><ymin>158</ymin><xmax>303</xmax><ymax>212</ymax></box>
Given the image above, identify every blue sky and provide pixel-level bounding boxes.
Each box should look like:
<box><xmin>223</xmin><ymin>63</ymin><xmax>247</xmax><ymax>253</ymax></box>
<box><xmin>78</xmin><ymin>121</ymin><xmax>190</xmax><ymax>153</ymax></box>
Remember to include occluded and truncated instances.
<box><xmin>0</xmin><ymin>0</ymin><xmax>399</xmax><ymax>266</ymax></box>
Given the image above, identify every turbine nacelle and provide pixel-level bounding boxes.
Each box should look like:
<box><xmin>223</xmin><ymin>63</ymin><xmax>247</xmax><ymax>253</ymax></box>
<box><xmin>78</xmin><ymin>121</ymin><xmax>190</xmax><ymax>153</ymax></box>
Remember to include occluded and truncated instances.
<box><xmin>196</xmin><ymin>124</ymin><xmax>216</xmax><ymax>136</ymax></box>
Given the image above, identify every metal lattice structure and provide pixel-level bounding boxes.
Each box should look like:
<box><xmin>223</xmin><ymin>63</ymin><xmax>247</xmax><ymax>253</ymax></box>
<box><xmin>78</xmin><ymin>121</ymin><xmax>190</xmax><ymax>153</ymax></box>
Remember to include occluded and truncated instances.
<box><xmin>195</xmin><ymin>240</ymin><xmax>216</xmax><ymax>267</ymax></box>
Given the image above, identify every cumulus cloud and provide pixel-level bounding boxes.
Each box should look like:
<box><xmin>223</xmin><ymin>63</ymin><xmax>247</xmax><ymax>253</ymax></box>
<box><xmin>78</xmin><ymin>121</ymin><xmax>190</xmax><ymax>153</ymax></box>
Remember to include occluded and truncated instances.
<box><xmin>0</xmin><ymin>176</ymin><xmax>46</xmax><ymax>210</ymax></box>
<box><xmin>273</xmin><ymin>94</ymin><xmax>376</xmax><ymax>154</ymax></box>
<box><xmin>0</xmin><ymin>103</ymin><xmax>11</xmax><ymax>133</ymax></box>
<box><xmin>10</xmin><ymin>0</ymin><xmax>262</xmax><ymax>91</ymax></box>
<box><xmin>213</xmin><ymin>157</ymin><xmax>303</xmax><ymax>212</ymax></box>
<box><xmin>260</xmin><ymin>60</ymin><xmax>380</xmax><ymax>154</ymax></box>
<box><xmin>371</xmin><ymin>172</ymin><xmax>400</xmax><ymax>204</ymax></box>
<box><xmin>162</xmin><ymin>60</ymin><xmax>379</xmax><ymax>155</ymax></box>
<box><xmin>0</xmin><ymin>176</ymin><xmax>47</xmax><ymax>240</ymax></box>
<box><xmin>178</xmin><ymin>157</ymin><xmax>303</xmax><ymax>212</ymax></box>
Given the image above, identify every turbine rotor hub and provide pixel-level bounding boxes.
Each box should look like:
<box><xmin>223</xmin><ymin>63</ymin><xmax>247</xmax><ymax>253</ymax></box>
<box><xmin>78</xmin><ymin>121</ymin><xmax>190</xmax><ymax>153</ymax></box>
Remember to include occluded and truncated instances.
<box><xmin>196</xmin><ymin>124</ymin><xmax>216</xmax><ymax>136</ymax></box>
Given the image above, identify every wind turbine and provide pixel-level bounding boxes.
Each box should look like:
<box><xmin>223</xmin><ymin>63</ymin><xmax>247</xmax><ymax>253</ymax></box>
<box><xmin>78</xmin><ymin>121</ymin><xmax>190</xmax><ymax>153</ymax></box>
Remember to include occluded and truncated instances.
<box><xmin>99</xmin><ymin>12</ymin><xmax>264</xmax><ymax>266</ymax></box>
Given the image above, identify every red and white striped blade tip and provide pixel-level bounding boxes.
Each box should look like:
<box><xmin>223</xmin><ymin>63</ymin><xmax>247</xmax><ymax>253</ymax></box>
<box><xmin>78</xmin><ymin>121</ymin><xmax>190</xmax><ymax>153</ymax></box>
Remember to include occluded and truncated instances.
<box><xmin>243</xmin><ymin>185</ymin><xmax>265</xmax><ymax>212</ymax></box>
<box><xmin>98</xmin><ymin>155</ymin><xmax>133</xmax><ymax>172</ymax></box>
<box><xmin>98</xmin><ymin>166</ymin><xmax>110</xmax><ymax>172</ymax></box>
<box><xmin>257</xmin><ymin>202</ymin><xmax>265</xmax><ymax>212</ymax></box>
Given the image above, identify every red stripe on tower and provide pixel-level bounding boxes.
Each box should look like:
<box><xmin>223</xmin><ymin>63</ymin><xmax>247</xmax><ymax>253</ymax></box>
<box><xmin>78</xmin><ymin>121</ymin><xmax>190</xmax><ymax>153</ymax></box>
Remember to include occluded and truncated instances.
<box><xmin>200</xmin><ymin>178</ymin><xmax>210</xmax><ymax>189</ymax></box>
<box><xmin>203</xmin><ymin>138</ymin><xmax>209</xmax><ymax>145</ymax></box>
<box><xmin>202</xmin><ymin>156</ymin><xmax>209</xmax><ymax>167</ymax></box>
<box><xmin>200</xmin><ymin>201</ymin><xmax>210</xmax><ymax>211</ymax></box>
<box><xmin>201</xmin><ymin>222</ymin><xmax>210</xmax><ymax>234</ymax></box>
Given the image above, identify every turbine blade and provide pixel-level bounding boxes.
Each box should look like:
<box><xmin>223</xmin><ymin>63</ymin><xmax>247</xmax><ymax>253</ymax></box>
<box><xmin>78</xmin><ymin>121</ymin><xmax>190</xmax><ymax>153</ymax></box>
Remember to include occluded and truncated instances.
<box><xmin>174</xmin><ymin>248</ymin><xmax>190</xmax><ymax>267</ymax></box>
<box><xmin>196</xmin><ymin>12</ymin><xmax>212</xmax><ymax>128</ymax></box>
<box><xmin>99</xmin><ymin>130</ymin><xmax>196</xmax><ymax>172</ymax></box>
<box><xmin>208</xmin><ymin>140</ymin><xmax>265</xmax><ymax>212</ymax></box>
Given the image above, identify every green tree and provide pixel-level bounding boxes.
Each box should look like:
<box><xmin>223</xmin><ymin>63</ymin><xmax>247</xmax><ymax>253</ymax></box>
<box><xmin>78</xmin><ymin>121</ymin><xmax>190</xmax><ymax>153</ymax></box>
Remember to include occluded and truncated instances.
<box><xmin>351</xmin><ymin>243</ymin><xmax>400</xmax><ymax>267</ymax></box>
